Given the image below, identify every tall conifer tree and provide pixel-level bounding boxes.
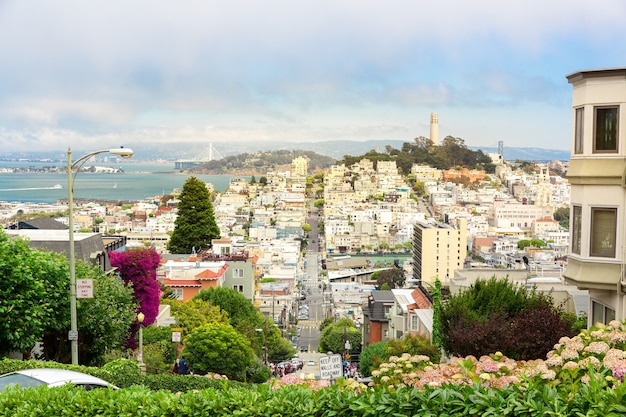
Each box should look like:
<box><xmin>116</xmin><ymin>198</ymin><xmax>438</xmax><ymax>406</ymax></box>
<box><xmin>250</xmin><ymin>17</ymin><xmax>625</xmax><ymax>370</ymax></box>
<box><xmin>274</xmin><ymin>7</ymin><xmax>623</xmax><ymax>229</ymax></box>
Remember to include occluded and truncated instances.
<box><xmin>167</xmin><ymin>176</ymin><xmax>220</xmax><ymax>254</ymax></box>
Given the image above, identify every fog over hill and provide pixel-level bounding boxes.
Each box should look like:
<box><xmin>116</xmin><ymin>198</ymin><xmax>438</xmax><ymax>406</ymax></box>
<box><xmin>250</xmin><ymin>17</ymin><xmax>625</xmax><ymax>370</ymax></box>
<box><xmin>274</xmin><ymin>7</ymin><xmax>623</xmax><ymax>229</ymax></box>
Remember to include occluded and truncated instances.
<box><xmin>0</xmin><ymin>140</ymin><xmax>570</xmax><ymax>163</ymax></box>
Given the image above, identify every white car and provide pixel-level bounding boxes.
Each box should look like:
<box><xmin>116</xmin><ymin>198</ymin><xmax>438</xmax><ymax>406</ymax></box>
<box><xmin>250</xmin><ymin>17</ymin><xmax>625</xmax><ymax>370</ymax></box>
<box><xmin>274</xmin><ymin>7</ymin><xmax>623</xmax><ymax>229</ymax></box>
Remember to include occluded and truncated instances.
<box><xmin>0</xmin><ymin>368</ymin><xmax>117</xmax><ymax>391</ymax></box>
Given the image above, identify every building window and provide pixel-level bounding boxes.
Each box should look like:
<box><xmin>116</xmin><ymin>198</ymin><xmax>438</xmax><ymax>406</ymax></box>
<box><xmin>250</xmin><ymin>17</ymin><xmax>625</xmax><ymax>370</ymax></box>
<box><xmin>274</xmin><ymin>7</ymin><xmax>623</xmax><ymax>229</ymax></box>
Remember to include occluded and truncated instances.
<box><xmin>233</xmin><ymin>268</ymin><xmax>244</xmax><ymax>278</ymax></box>
<box><xmin>172</xmin><ymin>288</ymin><xmax>183</xmax><ymax>300</ymax></box>
<box><xmin>593</xmin><ymin>106</ymin><xmax>619</xmax><ymax>153</ymax></box>
<box><xmin>590</xmin><ymin>207</ymin><xmax>617</xmax><ymax>258</ymax></box>
<box><xmin>411</xmin><ymin>315</ymin><xmax>418</xmax><ymax>331</ymax></box>
<box><xmin>592</xmin><ymin>300</ymin><xmax>616</xmax><ymax>325</ymax></box>
<box><xmin>571</xmin><ymin>205</ymin><xmax>582</xmax><ymax>255</ymax></box>
<box><xmin>574</xmin><ymin>107</ymin><xmax>584</xmax><ymax>154</ymax></box>
<box><xmin>233</xmin><ymin>285</ymin><xmax>244</xmax><ymax>293</ymax></box>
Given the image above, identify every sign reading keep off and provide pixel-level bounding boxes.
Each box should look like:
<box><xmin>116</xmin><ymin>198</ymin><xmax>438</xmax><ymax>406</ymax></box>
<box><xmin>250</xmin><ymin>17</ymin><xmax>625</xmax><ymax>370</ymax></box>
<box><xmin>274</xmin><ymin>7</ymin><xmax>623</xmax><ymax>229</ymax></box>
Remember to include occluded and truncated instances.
<box><xmin>319</xmin><ymin>354</ymin><xmax>343</xmax><ymax>380</ymax></box>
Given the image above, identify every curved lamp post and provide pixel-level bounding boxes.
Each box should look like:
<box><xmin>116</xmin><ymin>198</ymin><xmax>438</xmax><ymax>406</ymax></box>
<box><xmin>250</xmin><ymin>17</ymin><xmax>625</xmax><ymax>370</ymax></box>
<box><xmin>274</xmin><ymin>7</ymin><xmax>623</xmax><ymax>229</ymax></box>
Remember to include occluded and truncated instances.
<box><xmin>67</xmin><ymin>147</ymin><xmax>134</xmax><ymax>365</ymax></box>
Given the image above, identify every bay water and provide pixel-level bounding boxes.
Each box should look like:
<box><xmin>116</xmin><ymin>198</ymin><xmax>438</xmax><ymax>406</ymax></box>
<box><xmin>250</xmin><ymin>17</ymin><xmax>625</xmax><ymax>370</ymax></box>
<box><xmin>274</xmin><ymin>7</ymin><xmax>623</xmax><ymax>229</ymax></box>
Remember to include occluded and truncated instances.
<box><xmin>0</xmin><ymin>162</ymin><xmax>241</xmax><ymax>204</ymax></box>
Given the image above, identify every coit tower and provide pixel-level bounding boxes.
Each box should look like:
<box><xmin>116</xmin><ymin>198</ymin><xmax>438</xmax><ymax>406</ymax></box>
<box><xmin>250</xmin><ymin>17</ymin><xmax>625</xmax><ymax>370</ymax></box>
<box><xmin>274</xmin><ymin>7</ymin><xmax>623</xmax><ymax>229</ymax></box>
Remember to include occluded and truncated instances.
<box><xmin>430</xmin><ymin>112</ymin><xmax>439</xmax><ymax>145</ymax></box>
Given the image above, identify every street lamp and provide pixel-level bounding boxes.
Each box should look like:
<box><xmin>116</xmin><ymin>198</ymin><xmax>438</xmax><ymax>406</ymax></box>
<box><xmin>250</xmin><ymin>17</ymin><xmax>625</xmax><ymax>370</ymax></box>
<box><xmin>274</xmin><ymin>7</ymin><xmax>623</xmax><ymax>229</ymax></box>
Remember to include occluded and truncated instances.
<box><xmin>137</xmin><ymin>312</ymin><xmax>146</xmax><ymax>374</ymax></box>
<box><xmin>255</xmin><ymin>320</ymin><xmax>268</xmax><ymax>365</ymax></box>
<box><xmin>67</xmin><ymin>147</ymin><xmax>134</xmax><ymax>365</ymax></box>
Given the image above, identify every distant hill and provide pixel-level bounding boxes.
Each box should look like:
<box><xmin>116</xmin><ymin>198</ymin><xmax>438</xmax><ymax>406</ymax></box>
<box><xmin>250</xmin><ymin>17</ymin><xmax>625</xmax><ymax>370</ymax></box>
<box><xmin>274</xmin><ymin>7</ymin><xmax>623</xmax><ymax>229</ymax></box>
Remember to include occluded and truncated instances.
<box><xmin>192</xmin><ymin>140</ymin><xmax>569</xmax><ymax>162</ymax></box>
<box><xmin>0</xmin><ymin>140</ymin><xmax>570</xmax><ymax>164</ymax></box>
<box><xmin>187</xmin><ymin>149</ymin><xmax>336</xmax><ymax>175</ymax></box>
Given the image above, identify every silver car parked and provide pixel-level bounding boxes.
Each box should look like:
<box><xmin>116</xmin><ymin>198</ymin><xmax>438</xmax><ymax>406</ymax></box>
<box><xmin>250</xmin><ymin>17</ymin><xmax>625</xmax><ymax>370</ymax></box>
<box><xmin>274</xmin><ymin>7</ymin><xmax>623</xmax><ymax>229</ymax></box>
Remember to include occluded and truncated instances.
<box><xmin>0</xmin><ymin>368</ymin><xmax>117</xmax><ymax>391</ymax></box>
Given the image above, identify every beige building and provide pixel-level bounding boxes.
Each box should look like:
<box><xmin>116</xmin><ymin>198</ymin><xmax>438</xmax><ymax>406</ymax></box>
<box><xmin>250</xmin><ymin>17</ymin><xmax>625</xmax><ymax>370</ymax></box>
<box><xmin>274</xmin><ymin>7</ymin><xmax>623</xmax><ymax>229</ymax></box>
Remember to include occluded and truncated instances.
<box><xmin>488</xmin><ymin>200</ymin><xmax>553</xmax><ymax>231</ymax></box>
<box><xmin>563</xmin><ymin>67</ymin><xmax>626</xmax><ymax>324</ymax></box>
<box><xmin>291</xmin><ymin>156</ymin><xmax>308</xmax><ymax>177</ymax></box>
<box><xmin>411</xmin><ymin>164</ymin><xmax>443</xmax><ymax>182</ymax></box>
<box><xmin>412</xmin><ymin>218</ymin><xmax>467</xmax><ymax>286</ymax></box>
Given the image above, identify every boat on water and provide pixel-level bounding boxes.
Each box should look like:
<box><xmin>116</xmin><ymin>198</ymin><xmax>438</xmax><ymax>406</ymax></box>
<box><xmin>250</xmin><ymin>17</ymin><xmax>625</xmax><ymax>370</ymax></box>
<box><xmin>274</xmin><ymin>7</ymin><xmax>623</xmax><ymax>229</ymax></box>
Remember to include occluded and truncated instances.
<box><xmin>52</xmin><ymin>184</ymin><xmax>62</xmax><ymax>189</ymax></box>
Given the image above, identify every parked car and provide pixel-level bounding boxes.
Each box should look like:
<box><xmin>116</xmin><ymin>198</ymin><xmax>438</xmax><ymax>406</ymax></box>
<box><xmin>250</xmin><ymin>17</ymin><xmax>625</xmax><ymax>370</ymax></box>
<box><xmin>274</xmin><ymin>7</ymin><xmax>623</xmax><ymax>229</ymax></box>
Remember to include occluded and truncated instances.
<box><xmin>300</xmin><ymin>345</ymin><xmax>308</xmax><ymax>352</ymax></box>
<box><xmin>290</xmin><ymin>358</ymin><xmax>304</xmax><ymax>370</ymax></box>
<box><xmin>0</xmin><ymin>368</ymin><xmax>117</xmax><ymax>391</ymax></box>
<box><xmin>307</xmin><ymin>360</ymin><xmax>316</xmax><ymax>366</ymax></box>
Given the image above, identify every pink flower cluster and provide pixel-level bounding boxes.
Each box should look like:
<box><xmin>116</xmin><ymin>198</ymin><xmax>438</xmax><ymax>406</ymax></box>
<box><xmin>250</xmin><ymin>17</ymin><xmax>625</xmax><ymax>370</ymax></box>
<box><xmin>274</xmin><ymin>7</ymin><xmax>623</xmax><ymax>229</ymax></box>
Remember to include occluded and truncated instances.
<box><xmin>612</xmin><ymin>360</ymin><xmax>626</xmax><ymax>382</ymax></box>
<box><xmin>360</xmin><ymin>320</ymin><xmax>626</xmax><ymax>392</ymax></box>
<box><xmin>271</xmin><ymin>373</ymin><xmax>330</xmax><ymax>391</ymax></box>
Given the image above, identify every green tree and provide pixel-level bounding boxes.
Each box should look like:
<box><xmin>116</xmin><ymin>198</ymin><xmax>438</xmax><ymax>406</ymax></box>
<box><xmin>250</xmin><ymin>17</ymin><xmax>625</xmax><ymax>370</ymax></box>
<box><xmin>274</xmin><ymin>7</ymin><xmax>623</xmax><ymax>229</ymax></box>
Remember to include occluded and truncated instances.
<box><xmin>431</xmin><ymin>278</ymin><xmax>443</xmax><ymax>349</ymax></box>
<box><xmin>314</xmin><ymin>199</ymin><xmax>325</xmax><ymax>209</ymax></box>
<box><xmin>530</xmin><ymin>238</ymin><xmax>547</xmax><ymax>247</ymax></box>
<box><xmin>554</xmin><ymin>207</ymin><xmax>569</xmax><ymax>229</ymax></box>
<box><xmin>318</xmin><ymin>318</ymin><xmax>361</xmax><ymax>355</ymax></box>
<box><xmin>0</xmin><ymin>232</ymin><xmax>70</xmax><ymax>356</ymax></box>
<box><xmin>374</xmin><ymin>268</ymin><xmax>406</xmax><ymax>289</ymax></box>
<box><xmin>161</xmin><ymin>298</ymin><xmax>229</xmax><ymax>336</ymax></box>
<box><xmin>167</xmin><ymin>176</ymin><xmax>220</xmax><ymax>254</ymax></box>
<box><xmin>183</xmin><ymin>323</ymin><xmax>256</xmax><ymax>381</ymax></box>
<box><xmin>41</xmin><ymin>261</ymin><xmax>136</xmax><ymax>365</ymax></box>
<box><xmin>194</xmin><ymin>287</ymin><xmax>261</xmax><ymax>330</ymax></box>
<box><xmin>0</xmin><ymin>231</ymin><xmax>136</xmax><ymax>364</ymax></box>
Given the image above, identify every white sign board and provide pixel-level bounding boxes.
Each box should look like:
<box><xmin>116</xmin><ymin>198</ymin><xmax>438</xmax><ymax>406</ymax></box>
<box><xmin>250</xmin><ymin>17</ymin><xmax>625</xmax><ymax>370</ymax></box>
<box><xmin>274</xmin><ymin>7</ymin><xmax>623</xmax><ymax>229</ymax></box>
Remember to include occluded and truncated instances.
<box><xmin>172</xmin><ymin>331</ymin><xmax>182</xmax><ymax>343</ymax></box>
<box><xmin>77</xmin><ymin>279</ymin><xmax>94</xmax><ymax>298</ymax></box>
<box><xmin>319</xmin><ymin>354</ymin><xmax>343</xmax><ymax>380</ymax></box>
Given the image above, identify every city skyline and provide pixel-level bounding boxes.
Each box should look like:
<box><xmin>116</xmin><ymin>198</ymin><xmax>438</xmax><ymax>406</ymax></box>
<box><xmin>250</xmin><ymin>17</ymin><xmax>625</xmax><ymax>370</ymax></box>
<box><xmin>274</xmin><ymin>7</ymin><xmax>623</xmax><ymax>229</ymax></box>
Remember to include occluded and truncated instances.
<box><xmin>0</xmin><ymin>1</ymin><xmax>624</xmax><ymax>153</ymax></box>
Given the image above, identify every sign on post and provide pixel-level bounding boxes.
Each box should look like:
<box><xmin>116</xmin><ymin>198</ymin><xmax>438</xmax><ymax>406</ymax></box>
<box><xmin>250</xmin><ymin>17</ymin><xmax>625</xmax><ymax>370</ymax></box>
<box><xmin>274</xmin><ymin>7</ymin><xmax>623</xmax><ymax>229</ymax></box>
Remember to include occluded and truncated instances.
<box><xmin>319</xmin><ymin>353</ymin><xmax>343</xmax><ymax>380</ymax></box>
<box><xmin>76</xmin><ymin>279</ymin><xmax>93</xmax><ymax>298</ymax></box>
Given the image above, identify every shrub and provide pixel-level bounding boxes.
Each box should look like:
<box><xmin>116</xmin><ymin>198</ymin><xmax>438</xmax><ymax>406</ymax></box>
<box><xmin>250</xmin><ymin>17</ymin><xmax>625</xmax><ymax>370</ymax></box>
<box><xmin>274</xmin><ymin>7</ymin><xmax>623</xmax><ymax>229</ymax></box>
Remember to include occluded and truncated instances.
<box><xmin>101</xmin><ymin>358</ymin><xmax>143</xmax><ymax>387</ymax></box>
<box><xmin>359</xmin><ymin>341</ymin><xmax>387</xmax><ymax>377</ymax></box>
<box><xmin>441</xmin><ymin>277</ymin><xmax>577</xmax><ymax>359</ymax></box>
<box><xmin>359</xmin><ymin>335</ymin><xmax>440</xmax><ymax>377</ymax></box>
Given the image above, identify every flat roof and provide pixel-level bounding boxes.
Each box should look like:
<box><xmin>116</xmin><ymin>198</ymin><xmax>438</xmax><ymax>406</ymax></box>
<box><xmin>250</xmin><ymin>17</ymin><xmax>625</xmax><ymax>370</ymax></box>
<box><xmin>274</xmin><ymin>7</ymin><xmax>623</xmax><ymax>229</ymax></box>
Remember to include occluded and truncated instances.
<box><xmin>7</xmin><ymin>229</ymin><xmax>98</xmax><ymax>242</ymax></box>
<box><xmin>566</xmin><ymin>67</ymin><xmax>626</xmax><ymax>83</ymax></box>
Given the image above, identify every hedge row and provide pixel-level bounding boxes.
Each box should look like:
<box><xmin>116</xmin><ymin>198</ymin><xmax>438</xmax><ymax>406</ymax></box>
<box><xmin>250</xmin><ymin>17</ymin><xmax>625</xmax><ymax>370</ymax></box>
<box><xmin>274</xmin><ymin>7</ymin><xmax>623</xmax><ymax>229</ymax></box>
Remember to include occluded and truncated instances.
<box><xmin>2</xmin><ymin>377</ymin><xmax>626</xmax><ymax>416</ymax></box>
<box><xmin>0</xmin><ymin>359</ymin><xmax>242</xmax><ymax>392</ymax></box>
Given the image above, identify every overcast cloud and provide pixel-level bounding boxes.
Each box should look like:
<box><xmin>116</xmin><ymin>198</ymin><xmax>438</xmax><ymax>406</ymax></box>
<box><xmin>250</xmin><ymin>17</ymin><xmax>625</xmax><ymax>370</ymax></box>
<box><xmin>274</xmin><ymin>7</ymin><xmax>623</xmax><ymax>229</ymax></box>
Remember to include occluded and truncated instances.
<box><xmin>0</xmin><ymin>0</ymin><xmax>624</xmax><ymax>153</ymax></box>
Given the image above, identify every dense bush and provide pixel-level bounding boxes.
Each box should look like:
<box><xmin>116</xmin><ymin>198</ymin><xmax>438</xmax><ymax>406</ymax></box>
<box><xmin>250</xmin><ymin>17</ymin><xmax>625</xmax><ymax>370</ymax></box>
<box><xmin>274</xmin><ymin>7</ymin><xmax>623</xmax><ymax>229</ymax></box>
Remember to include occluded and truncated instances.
<box><xmin>4</xmin><ymin>322</ymin><xmax>626</xmax><ymax>415</ymax></box>
<box><xmin>0</xmin><ymin>358</ymin><xmax>243</xmax><ymax>392</ymax></box>
<box><xmin>440</xmin><ymin>277</ymin><xmax>577</xmax><ymax>359</ymax></box>
<box><xmin>1</xmin><ymin>375</ymin><xmax>626</xmax><ymax>416</ymax></box>
<box><xmin>359</xmin><ymin>335</ymin><xmax>440</xmax><ymax>377</ymax></box>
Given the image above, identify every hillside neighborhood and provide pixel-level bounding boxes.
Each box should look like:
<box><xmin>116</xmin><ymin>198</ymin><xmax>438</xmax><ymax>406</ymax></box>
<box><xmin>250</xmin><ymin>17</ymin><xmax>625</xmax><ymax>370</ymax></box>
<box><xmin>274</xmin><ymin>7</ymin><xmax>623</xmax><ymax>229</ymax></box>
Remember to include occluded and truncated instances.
<box><xmin>3</xmin><ymin>146</ymin><xmax>581</xmax><ymax>355</ymax></box>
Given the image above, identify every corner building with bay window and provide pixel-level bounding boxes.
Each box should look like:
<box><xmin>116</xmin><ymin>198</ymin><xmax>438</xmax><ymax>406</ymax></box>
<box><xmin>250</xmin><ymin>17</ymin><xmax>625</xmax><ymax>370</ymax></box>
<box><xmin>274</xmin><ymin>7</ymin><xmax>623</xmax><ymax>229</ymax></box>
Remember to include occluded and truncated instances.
<box><xmin>563</xmin><ymin>67</ymin><xmax>626</xmax><ymax>324</ymax></box>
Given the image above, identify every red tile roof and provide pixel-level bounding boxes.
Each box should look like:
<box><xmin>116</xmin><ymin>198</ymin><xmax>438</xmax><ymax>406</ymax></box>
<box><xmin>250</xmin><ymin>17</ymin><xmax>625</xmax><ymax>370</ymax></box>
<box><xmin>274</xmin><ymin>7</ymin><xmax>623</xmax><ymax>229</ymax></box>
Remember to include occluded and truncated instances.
<box><xmin>163</xmin><ymin>279</ymin><xmax>202</xmax><ymax>287</ymax></box>
<box><xmin>195</xmin><ymin>264</ymin><xmax>229</xmax><ymax>280</ymax></box>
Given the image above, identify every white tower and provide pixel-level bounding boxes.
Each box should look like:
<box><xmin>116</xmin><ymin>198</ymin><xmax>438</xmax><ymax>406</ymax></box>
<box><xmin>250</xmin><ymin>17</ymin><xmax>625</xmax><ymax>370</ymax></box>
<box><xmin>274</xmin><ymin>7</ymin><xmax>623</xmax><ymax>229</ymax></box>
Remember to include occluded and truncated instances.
<box><xmin>430</xmin><ymin>112</ymin><xmax>439</xmax><ymax>145</ymax></box>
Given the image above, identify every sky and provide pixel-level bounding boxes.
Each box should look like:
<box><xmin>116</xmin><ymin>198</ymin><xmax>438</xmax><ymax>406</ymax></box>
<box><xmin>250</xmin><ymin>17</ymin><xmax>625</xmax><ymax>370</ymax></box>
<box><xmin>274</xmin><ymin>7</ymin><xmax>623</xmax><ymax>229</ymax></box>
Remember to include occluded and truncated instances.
<box><xmin>0</xmin><ymin>0</ymin><xmax>625</xmax><ymax>154</ymax></box>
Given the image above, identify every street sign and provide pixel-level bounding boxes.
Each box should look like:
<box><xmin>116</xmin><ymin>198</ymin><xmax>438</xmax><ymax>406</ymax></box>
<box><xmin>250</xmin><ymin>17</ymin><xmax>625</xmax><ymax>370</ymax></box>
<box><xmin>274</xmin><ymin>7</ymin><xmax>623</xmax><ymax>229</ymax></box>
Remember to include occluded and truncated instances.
<box><xmin>76</xmin><ymin>279</ymin><xmax>93</xmax><ymax>298</ymax></box>
<box><xmin>68</xmin><ymin>330</ymin><xmax>78</xmax><ymax>341</ymax></box>
<box><xmin>319</xmin><ymin>353</ymin><xmax>343</xmax><ymax>380</ymax></box>
<box><xmin>172</xmin><ymin>331</ymin><xmax>182</xmax><ymax>343</ymax></box>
